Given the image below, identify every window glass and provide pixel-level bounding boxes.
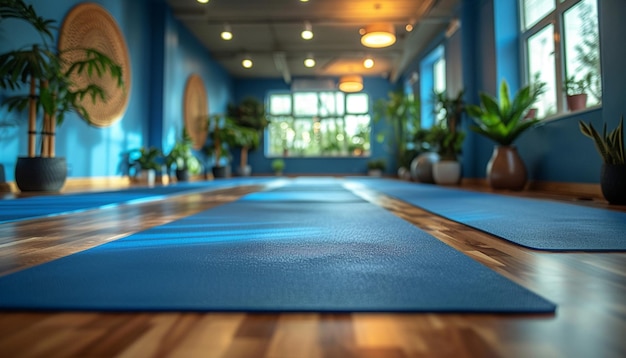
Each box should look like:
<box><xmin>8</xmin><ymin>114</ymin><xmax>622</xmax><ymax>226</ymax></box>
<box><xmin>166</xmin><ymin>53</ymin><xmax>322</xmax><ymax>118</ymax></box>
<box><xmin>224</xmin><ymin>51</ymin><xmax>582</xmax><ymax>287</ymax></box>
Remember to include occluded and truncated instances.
<box><xmin>266</xmin><ymin>92</ymin><xmax>371</xmax><ymax>157</ymax></box>
<box><xmin>346</xmin><ymin>93</ymin><xmax>368</xmax><ymax>114</ymax></box>
<box><xmin>269</xmin><ymin>94</ymin><xmax>291</xmax><ymax>115</ymax></box>
<box><xmin>433</xmin><ymin>58</ymin><xmax>446</xmax><ymax>95</ymax></box>
<box><xmin>527</xmin><ymin>24</ymin><xmax>557</xmax><ymax>117</ymax></box>
<box><xmin>520</xmin><ymin>0</ymin><xmax>601</xmax><ymax>117</ymax></box>
<box><xmin>522</xmin><ymin>0</ymin><xmax>555</xmax><ymax>30</ymax></box>
<box><xmin>293</xmin><ymin>92</ymin><xmax>318</xmax><ymax>116</ymax></box>
<box><xmin>562</xmin><ymin>0</ymin><xmax>602</xmax><ymax>106</ymax></box>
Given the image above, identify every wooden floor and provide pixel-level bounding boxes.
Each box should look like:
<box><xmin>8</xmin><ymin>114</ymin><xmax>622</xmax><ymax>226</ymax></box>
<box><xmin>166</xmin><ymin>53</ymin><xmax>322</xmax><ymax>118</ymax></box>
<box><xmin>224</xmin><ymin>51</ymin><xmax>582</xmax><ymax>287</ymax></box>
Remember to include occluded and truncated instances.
<box><xmin>0</xmin><ymin>179</ymin><xmax>625</xmax><ymax>358</ymax></box>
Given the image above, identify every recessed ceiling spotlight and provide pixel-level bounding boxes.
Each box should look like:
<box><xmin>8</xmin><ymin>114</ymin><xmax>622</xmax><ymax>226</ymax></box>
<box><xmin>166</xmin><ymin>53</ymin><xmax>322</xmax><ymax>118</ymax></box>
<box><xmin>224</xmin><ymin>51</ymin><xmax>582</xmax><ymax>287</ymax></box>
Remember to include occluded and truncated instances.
<box><xmin>300</xmin><ymin>0</ymin><xmax>310</xmax><ymax>2</ymax></box>
<box><xmin>221</xmin><ymin>24</ymin><xmax>232</xmax><ymax>40</ymax></box>
<box><xmin>301</xmin><ymin>22</ymin><xmax>313</xmax><ymax>40</ymax></box>
<box><xmin>363</xmin><ymin>57</ymin><xmax>374</xmax><ymax>69</ymax></box>
<box><xmin>242</xmin><ymin>58</ymin><xmax>253</xmax><ymax>69</ymax></box>
<box><xmin>197</xmin><ymin>0</ymin><xmax>209</xmax><ymax>4</ymax></box>
<box><xmin>304</xmin><ymin>55</ymin><xmax>316</xmax><ymax>68</ymax></box>
<box><xmin>405</xmin><ymin>23</ymin><xmax>414</xmax><ymax>32</ymax></box>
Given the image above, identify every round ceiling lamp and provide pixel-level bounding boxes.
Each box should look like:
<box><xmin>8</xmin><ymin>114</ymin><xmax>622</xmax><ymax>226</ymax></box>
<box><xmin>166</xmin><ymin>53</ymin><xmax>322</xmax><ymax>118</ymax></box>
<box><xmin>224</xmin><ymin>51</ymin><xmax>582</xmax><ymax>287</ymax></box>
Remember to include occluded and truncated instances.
<box><xmin>338</xmin><ymin>75</ymin><xmax>363</xmax><ymax>93</ymax></box>
<box><xmin>361</xmin><ymin>23</ymin><xmax>396</xmax><ymax>48</ymax></box>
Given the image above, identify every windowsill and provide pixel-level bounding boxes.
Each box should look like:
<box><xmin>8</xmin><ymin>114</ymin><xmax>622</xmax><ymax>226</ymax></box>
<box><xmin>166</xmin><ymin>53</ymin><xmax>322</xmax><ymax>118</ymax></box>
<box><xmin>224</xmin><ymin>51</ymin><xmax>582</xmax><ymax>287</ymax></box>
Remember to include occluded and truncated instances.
<box><xmin>537</xmin><ymin>104</ymin><xmax>602</xmax><ymax>125</ymax></box>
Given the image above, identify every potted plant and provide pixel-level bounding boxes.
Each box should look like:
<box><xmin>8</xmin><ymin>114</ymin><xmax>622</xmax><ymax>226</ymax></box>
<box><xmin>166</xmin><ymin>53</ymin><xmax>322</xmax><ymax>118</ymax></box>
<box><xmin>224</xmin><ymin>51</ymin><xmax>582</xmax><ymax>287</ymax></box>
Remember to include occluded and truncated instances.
<box><xmin>579</xmin><ymin>117</ymin><xmax>625</xmax><ymax>204</ymax></box>
<box><xmin>366</xmin><ymin>158</ymin><xmax>386</xmax><ymax>177</ymax></box>
<box><xmin>430</xmin><ymin>89</ymin><xmax>465</xmax><ymax>185</ymax></box>
<box><xmin>131</xmin><ymin>146</ymin><xmax>162</xmax><ymax>186</ymax></box>
<box><xmin>525</xmin><ymin>73</ymin><xmax>547</xmax><ymax>119</ymax></box>
<box><xmin>271</xmin><ymin>158</ymin><xmax>285</xmax><ymax>176</ymax></box>
<box><xmin>205</xmin><ymin>114</ymin><xmax>240</xmax><ymax>178</ymax></box>
<box><xmin>466</xmin><ymin>79</ymin><xmax>541</xmax><ymax>190</ymax></box>
<box><xmin>227</xmin><ymin>97</ymin><xmax>268</xmax><ymax>176</ymax></box>
<box><xmin>373</xmin><ymin>91</ymin><xmax>421</xmax><ymax>173</ymax></box>
<box><xmin>564</xmin><ymin>73</ymin><xmax>592</xmax><ymax>111</ymax></box>
<box><xmin>165</xmin><ymin>128</ymin><xmax>202</xmax><ymax>182</ymax></box>
<box><xmin>0</xmin><ymin>0</ymin><xmax>124</xmax><ymax>192</ymax></box>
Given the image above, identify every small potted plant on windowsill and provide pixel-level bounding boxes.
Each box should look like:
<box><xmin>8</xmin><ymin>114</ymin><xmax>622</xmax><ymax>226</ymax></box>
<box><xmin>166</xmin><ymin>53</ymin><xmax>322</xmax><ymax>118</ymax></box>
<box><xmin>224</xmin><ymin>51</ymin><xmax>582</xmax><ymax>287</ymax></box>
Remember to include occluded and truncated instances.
<box><xmin>367</xmin><ymin>158</ymin><xmax>386</xmax><ymax>177</ymax></box>
<box><xmin>579</xmin><ymin>117</ymin><xmax>626</xmax><ymax>204</ymax></box>
<box><xmin>565</xmin><ymin>73</ymin><xmax>592</xmax><ymax>111</ymax></box>
<box><xmin>271</xmin><ymin>158</ymin><xmax>285</xmax><ymax>176</ymax></box>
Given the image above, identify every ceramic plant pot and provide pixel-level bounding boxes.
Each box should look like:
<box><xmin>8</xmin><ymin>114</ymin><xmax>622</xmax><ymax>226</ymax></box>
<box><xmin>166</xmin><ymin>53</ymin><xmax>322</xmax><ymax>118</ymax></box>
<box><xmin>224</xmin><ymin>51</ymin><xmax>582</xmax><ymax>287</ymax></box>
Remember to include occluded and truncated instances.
<box><xmin>601</xmin><ymin>164</ymin><xmax>626</xmax><ymax>205</ymax></box>
<box><xmin>486</xmin><ymin>146</ymin><xmax>527</xmax><ymax>191</ymax></box>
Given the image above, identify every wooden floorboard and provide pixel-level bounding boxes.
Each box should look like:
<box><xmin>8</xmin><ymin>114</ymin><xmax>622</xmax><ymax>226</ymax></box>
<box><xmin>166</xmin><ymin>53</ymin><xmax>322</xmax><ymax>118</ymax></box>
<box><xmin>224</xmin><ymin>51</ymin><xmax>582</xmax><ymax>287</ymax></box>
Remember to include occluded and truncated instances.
<box><xmin>0</xmin><ymin>179</ymin><xmax>624</xmax><ymax>358</ymax></box>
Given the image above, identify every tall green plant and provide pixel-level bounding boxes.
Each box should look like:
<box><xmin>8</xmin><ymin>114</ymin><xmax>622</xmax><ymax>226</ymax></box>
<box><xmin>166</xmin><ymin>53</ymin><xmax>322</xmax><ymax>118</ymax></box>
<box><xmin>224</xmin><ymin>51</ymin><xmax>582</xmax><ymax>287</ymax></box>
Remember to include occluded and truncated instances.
<box><xmin>579</xmin><ymin>117</ymin><xmax>625</xmax><ymax>165</ymax></box>
<box><xmin>466</xmin><ymin>80</ymin><xmax>540</xmax><ymax>146</ymax></box>
<box><xmin>432</xmin><ymin>89</ymin><xmax>465</xmax><ymax>160</ymax></box>
<box><xmin>373</xmin><ymin>91</ymin><xmax>420</xmax><ymax>169</ymax></box>
<box><xmin>0</xmin><ymin>0</ymin><xmax>124</xmax><ymax>158</ymax></box>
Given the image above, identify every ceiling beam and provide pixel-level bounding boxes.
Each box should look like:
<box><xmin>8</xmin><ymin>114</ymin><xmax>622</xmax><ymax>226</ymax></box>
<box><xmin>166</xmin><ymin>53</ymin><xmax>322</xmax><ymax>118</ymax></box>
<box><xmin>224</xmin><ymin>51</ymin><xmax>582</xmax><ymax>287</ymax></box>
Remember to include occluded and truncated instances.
<box><xmin>273</xmin><ymin>52</ymin><xmax>291</xmax><ymax>85</ymax></box>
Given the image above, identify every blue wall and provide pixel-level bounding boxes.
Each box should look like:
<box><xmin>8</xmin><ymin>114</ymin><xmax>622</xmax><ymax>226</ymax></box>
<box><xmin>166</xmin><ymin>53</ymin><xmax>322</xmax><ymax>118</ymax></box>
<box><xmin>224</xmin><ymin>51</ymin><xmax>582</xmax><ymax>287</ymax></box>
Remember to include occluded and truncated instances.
<box><xmin>450</xmin><ymin>0</ymin><xmax>626</xmax><ymax>184</ymax></box>
<box><xmin>0</xmin><ymin>0</ymin><xmax>232</xmax><ymax>181</ymax></box>
<box><xmin>3</xmin><ymin>0</ymin><xmax>622</xmax><ymax>184</ymax></box>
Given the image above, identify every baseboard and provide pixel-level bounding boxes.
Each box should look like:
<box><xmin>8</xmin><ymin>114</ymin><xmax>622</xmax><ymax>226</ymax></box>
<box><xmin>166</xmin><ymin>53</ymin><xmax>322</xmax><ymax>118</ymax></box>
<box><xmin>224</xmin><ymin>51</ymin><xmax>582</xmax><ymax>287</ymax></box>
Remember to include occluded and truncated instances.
<box><xmin>527</xmin><ymin>181</ymin><xmax>602</xmax><ymax>200</ymax></box>
<box><xmin>2</xmin><ymin>175</ymin><xmax>603</xmax><ymax>200</ymax></box>
<box><xmin>461</xmin><ymin>177</ymin><xmax>602</xmax><ymax>200</ymax></box>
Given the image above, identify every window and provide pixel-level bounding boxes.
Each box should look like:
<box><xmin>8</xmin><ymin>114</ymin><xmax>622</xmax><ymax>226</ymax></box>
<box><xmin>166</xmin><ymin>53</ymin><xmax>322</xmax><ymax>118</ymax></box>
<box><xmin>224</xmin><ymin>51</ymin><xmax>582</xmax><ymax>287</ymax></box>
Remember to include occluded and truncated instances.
<box><xmin>266</xmin><ymin>92</ymin><xmax>371</xmax><ymax>157</ymax></box>
<box><xmin>520</xmin><ymin>0</ymin><xmax>601</xmax><ymax>117</ymax></box>
<box><xmin>419</xmin><ymin>45</ymin><xmax>446</xmax><ymax>128</ymax></box>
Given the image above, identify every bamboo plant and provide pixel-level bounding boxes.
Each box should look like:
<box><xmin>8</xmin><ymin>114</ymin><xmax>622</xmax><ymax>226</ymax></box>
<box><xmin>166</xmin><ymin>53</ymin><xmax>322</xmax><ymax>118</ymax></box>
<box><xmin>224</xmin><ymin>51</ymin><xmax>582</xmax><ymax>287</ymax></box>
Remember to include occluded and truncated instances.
<box><xmin>0</xmin><ymin>0</ymin><xmax>124</xmax><ymax>158</ymax></box>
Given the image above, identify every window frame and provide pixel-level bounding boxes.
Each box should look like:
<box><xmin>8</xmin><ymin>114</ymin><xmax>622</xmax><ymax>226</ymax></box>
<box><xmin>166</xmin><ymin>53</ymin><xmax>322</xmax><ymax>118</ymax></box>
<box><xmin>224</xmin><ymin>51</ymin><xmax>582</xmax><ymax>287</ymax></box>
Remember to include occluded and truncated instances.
<box><xmin>265</xmin><ymin>91</ymin><xmax>371</xmax><ymax>158</ymax></box>
<box><xmin>519</xmin><ymin>0</ymin><xmax>601</xmax><ymax>118</ymax></box>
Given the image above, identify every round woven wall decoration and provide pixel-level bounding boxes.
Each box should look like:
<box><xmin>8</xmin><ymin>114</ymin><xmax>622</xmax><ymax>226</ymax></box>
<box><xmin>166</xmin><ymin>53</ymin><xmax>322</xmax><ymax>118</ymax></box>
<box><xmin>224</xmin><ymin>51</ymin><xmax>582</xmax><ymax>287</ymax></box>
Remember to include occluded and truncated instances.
<box><xmin>183</xmin><ymin>74</ymin><xmax>209</xmax><ymax>150</ymax></box>
<box><xmin>58</xmin><ymin>3</ymin><xmax>131</xmax><ymax>127</ymax></box>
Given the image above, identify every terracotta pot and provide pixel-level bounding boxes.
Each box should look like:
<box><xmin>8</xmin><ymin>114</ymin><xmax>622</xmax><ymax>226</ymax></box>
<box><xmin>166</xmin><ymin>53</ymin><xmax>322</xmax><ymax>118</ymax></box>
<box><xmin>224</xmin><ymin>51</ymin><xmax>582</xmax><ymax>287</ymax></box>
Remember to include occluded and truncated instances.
<box><xmin>601</xmin><ymin>164</ymin><xmax>626</xmax><ymax>205</ymax></box>
<box><xmin>486</xmin><ymin>146</ymin><xmax>527</xmax><ymax>191</ymax></box>
<box><xmin>566</xmin><ymin>94</ymin><xmax>588</xmax><ymax>111</ymax></box>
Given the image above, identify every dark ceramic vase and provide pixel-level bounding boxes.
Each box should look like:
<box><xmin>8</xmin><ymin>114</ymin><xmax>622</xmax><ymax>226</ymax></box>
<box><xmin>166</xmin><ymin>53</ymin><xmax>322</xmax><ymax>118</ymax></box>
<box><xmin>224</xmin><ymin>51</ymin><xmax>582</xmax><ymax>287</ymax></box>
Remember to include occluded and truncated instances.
<box><xmin>15</xmin><ymin>157</ymin><xmax>67</xmax><ymax>192</ymax></box>
<box><xmin>601</xmin><ymin>164</ymin><xmax>626</xmax><ymax>205</ymax></box>
<box><xmin>486</xmin><ymin>146</ymin><xmax>527</xmax><ymax>191</ymax></box>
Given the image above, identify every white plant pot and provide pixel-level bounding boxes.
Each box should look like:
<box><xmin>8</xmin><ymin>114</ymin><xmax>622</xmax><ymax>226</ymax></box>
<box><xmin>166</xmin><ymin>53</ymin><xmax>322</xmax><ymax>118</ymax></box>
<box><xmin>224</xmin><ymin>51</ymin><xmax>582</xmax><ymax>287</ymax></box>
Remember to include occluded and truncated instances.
<box><xmin>433</xmin><ymin>161</ymin><xmax>461</xmax><ymax>185</ymax></box>
<box><xmin>139</xmin><ymin>169</ymin><xmax>156</xmax><ymax>186</ymax></box>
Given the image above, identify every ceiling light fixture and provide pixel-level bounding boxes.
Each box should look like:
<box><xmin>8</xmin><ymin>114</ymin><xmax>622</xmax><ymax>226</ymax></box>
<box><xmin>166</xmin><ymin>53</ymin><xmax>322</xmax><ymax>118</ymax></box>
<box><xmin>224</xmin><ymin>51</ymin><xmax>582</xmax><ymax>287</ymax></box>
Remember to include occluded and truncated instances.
<box><xmin>196</xmin><ymin>0</ymin><xmax>209</xmax><ymax>4</ymax></box>
<box><xmin>338</xmin><ymin>75</ymin><xmax>363</xmax><ymax>93</ymax></box>
<box><xmin>360</xmin><ymin>23</ymin><xmax>396</xmax><ymax>48</ymax></box>
<box><xmin>242</xmin><ymin>57</ymin><xmax>253</xmax><ymax>69</ymax></box>
<box><xmin>363</xmin><ymin>57</ymin><xmax>374</xmax><ymax>69</ymax></box>
<box><xmin>304</xmin><ymin>54</ymin><xmax>316</xmax><ymax>68</ymax></box>
<box><xmin>220</xmin><ymin>24</ymin><xmax>233</xmax><ymax>40</ymax></box>
<box><xmin>301</xmin><ymin>22</ymin><xmax>313</xmax><ymax>40</ymax></box>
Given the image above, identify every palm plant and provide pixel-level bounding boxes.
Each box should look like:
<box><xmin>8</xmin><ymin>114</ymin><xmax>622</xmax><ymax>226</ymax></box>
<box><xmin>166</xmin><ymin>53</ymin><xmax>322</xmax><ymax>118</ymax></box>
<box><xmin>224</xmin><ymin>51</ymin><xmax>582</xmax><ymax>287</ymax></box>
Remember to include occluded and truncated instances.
<box><xmin>373</xmin><ymin>91</ymin><xmax>421</xmax><ymax>169</ymax></box>
<box><xmin>0</xmin><ymin>0</ymin><xmax>124</xmax><ymax>158</ymax></box>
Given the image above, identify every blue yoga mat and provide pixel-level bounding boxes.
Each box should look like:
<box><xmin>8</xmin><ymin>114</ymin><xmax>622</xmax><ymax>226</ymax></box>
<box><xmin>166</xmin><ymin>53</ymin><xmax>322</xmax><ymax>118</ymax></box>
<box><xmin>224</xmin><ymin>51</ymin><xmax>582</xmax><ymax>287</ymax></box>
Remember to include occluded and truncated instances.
<box><xmin>0</xmin><ymin>177</ymin><xmax>275</xmax><ymax>224</ymax></box>
<box><xmin>0</xmin><ymin>179</ymin><xmax>555</xmax><ymax>313</ymax></box>
<box><xmin>348</xmin><ymin>178</ymin><xmax>626</xmax><ymax>252</ymax></box>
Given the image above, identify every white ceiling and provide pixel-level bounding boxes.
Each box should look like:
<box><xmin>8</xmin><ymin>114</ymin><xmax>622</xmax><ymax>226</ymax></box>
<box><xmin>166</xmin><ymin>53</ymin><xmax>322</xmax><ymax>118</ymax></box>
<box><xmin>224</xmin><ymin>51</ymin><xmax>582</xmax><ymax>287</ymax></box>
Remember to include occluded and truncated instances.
<box><xmin>166</xmin><ymin>0</ymin><xmax>461</xmax><ymax>83</ymax></box>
